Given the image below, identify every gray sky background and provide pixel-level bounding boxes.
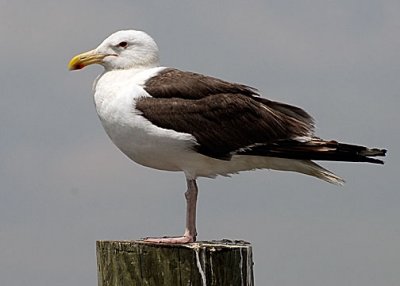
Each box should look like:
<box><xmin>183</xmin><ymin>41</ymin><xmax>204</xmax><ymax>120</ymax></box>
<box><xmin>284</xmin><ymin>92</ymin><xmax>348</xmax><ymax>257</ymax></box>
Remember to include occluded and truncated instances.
<box><xmin>1</xmin><ymin>1</ymin><xmax>399</xmax><ymax>285</ymax></box>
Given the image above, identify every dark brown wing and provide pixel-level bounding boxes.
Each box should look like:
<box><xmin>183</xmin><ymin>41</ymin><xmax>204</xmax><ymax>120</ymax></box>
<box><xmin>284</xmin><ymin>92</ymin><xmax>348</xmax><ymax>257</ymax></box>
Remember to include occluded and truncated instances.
<box><xmin>136</xmin><ymin>92</ymin><xmax>314</xmax><ymax>160</ymax></box>
<box><xmin>139</xmin><ymin>69</ymin><xmax>387</xmax><ymax>163</ymax></box>
<box><xmin>138</xmin><ymin>69</ymin><xmax>388</xmax><ymax>163</ymax></box>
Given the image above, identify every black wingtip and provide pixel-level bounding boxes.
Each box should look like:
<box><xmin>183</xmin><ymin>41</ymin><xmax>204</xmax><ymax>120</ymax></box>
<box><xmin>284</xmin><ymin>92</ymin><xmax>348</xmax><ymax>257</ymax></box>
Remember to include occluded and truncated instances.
<box><xmin>369</xmin><ymin>158</ymin><xmax>385</xmax><ymax>164</ymax></box>
<box><xmin>236</xmin><ymin>140</ymin><xmax>387</xmax><ymax>165</ymax></box>
<box><xmin>362</xmin><ymin>148</ymin><xmax>387</xmax><ymax>161</ymax></box>
<box><xmin>361</xmin><ymin>148</ymin><xmax>386</xmax><ymax>164</ymax></box>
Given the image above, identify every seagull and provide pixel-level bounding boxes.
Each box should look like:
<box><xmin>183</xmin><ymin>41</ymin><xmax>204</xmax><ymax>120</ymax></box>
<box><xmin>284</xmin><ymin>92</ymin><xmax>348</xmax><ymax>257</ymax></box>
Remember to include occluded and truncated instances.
<box><xmin>69</xmin><ymin>30</ymin><xmax>386</xmax><ymax>244</ymax></box>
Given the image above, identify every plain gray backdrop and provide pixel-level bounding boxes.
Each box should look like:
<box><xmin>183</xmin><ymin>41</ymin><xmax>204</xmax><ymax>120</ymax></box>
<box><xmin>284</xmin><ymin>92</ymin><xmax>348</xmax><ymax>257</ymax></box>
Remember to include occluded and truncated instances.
<box><xmin>1</xmin><ymin>1</ymin><xmax>398</xmax><ymax>285</ymax></box>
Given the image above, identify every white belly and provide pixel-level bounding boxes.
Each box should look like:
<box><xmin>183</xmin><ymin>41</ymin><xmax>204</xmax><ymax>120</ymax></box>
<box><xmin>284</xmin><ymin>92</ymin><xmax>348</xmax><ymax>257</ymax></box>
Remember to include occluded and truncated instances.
<box><xmin>102</xmin><ymin>117</ymin><xmax>198</xmax><ymax>172</ymax></box>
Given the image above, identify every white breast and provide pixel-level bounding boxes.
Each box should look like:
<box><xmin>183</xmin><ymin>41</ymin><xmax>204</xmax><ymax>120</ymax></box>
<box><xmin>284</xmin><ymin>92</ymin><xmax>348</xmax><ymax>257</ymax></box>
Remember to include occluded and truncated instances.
<box><xmin>93</xmin><ymin>67</ymin><xmax>198</xmax><ymax>172</ymax></box>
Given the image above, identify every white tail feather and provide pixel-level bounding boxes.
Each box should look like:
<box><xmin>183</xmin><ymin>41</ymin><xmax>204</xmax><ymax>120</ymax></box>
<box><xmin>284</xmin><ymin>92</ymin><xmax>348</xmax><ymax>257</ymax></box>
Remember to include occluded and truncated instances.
<box><xmin>297</xmin><ymin>160</ymin><xmax>345</xmax><ymax>186</ymax></box>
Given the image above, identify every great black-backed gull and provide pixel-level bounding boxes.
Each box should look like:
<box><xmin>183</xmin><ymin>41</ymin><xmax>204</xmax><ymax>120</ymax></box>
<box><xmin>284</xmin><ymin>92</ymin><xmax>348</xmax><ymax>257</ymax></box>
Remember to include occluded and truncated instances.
<box><xmin>69</xmin><ymin>30</ymin><xmax>386</xmax><ymax>244</ymax></box>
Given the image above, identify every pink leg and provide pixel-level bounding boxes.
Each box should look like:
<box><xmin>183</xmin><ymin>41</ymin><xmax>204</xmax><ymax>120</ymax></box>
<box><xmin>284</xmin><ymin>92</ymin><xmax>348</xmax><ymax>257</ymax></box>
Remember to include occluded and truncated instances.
<box><xmin>144</xmin><ymin>179</ymin><xmax>198</xmax><ymax>244</ymax></box>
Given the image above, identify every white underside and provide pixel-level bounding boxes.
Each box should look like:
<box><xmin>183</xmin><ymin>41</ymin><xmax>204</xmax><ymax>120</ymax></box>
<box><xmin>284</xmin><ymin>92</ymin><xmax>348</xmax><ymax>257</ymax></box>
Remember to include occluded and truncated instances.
<box><xmin>93</xmin><ymin>67</ymin><xmax>344</xmax><ymax>185</ymax></box>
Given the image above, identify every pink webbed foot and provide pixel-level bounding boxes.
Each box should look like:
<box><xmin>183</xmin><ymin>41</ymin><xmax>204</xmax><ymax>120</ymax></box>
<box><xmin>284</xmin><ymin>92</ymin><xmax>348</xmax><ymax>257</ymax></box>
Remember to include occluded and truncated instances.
<box><xmin>143</xmin><ymin>180</ymin><xmax>199</xmax><ymax>245</ymax></box>
<box><xmin>143</xmin><ymin>235</ymin><xmax>195</xmax><ymax>244</ymax></box>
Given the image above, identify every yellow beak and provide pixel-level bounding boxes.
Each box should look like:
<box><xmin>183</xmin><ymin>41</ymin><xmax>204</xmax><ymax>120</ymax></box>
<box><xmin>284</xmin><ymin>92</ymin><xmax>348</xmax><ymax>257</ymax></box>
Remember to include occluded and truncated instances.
<box><xmin>68</xmin><ymin>50</ymin><xmax>109</xmax><ymax>70</ymax></box>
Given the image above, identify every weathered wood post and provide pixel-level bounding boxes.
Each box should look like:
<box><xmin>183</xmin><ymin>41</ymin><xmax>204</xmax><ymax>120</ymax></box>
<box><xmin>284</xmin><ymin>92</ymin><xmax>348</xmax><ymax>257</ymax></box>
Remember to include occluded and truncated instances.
<box><xmin>96</xmin><ymin>240</ymin><xmax>254</xmax><ymax>286</ymax></box>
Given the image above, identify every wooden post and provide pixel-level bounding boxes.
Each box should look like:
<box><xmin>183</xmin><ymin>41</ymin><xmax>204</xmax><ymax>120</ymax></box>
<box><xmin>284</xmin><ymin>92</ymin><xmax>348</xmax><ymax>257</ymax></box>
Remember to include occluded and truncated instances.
<box><xmin>96</xmin><ymin>240</ymin><xmax>254</xmax><ymax>286</ymax></box>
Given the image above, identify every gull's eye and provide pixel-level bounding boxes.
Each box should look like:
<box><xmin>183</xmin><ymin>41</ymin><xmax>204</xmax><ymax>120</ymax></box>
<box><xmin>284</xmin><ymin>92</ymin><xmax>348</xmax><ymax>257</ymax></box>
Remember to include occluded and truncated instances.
<box><xmin>118</xmin><ymin>41</ymin><xmax>128</xmax><ymax>48</ymax></box>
